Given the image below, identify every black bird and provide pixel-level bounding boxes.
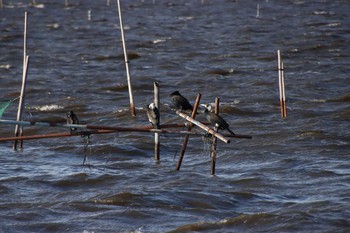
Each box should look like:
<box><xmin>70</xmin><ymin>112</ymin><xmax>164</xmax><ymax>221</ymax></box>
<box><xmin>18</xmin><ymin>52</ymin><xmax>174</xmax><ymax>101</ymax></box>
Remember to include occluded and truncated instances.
<box><xmin>66</xmin><ymin>110</ymin><xmax>79</xmax><ymax>132</ymax></box>
<box><xmin>146</xmin><ymin>103</ymin><xmax>160</xmax><ymax>129</ymax></box>
<box><xmin>170</xmin><ymin>91</ymin><xmax>193</xmax><ymax>111</ymax></box>
<box><xmin>201</xmin><ymin>104</ymin><xmax>235</xmax><ymax>135</ymax></box>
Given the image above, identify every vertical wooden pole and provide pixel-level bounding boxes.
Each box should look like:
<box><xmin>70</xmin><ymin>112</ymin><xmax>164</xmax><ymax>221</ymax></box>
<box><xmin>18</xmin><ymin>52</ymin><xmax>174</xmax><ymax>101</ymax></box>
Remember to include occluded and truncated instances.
<box><xmin>277</xmin><ymin>50</ymin><xmax>284</xmax><ymax>118</ymax></box>
<box><xmin>13</xmin><ymin>12</ymin><xmax>28</xmax><ymax>150</ymax></box>
<box><xmin>256</xmin><ymin>3</ymin><xmax>260</xmax><ymax>18</ymax></box>
<box><xmin>154</xmin><ymin>82</ymin><xmax>160</xmax><ymax>160</ymax></box>
<box><xmin>117</xmin><ymin>0</ymin><xmax>136</xmax><ymax>116</ymax></box>
<box><xmin>14</xmin><ymin>56</ymin><xmax>29</xmax><ymax>150</ymax></box>
<box><xmin>211</xmin><ymin>97</ymin><xmax>219</xmax><ymax>175</ymax></box>
<box><xmin>176</xmin><ymin>93</ymin><xmax>201</xmax><ymax>171</ymax></box>
<box><xmin>278</xmin><ymin>50</ymin><xmax>287</xmax><ymax>118</ymax></box>
<box><xmin>281</xmin><ymin>62</ymin><xmax>287</xmax><ymax>117</ymax></box>
<box><xmin>0</xmin><ymin>0</ymin><xmax>3</xmax><ymax>9</ymax></box>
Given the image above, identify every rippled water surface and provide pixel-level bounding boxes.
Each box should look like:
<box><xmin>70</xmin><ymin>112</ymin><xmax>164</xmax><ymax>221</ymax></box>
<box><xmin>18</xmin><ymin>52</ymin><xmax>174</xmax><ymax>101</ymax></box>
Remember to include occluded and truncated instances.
<box><xmin>0</xmin><ymin>0</ymin><xmax>349</xmax><ymax>232</ymax></box>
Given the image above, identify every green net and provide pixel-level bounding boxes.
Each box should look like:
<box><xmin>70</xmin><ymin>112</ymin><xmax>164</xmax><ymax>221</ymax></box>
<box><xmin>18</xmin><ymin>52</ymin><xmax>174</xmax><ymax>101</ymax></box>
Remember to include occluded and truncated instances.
<box><xmin>0</xmin><ymin>99</ymin><xmax>13</xmax><ymax>118</ymax></box>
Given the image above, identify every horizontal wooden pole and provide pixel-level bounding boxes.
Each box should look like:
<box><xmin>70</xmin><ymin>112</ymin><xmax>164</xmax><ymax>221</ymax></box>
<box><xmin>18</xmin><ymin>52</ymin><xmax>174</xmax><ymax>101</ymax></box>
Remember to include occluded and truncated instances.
<box><xmin>176</xmin><ymin>111</ymin><xmax>230</xmax><ymax>144</ymax></box>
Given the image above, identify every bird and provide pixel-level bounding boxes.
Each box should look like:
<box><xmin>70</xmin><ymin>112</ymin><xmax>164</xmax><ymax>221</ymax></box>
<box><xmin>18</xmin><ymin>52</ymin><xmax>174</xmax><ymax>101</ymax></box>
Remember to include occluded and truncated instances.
<box><xmin>146</xmin><ymin>103</ymin><xmax>160</xmax><ymax>129</ymax></box>
<box><xmin>66</xmin><ymin>110</ymin><xmax>79</xmax><ymax>132</ymax></box>
<box><xmin>201</xmin><ymin>104</ymin><xmax>235</xmax><ymax>135</ymax></box>
<box><xmin>170</xmin><ymin>91</ymin><xmax>193</xmax><ymax>111</ymax></box>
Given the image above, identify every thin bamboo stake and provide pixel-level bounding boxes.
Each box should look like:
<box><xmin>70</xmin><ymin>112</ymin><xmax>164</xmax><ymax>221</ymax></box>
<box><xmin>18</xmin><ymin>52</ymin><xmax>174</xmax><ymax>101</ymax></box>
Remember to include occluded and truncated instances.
<box><xmin>154</xmin><ymin>82</ymin><xmax>160</xmax><ymax>160</ymax></box>
<box><xmin>176</xmin><ymin>93</ymin><xmax>201</xmax><ymax>171</ymax></box>
<box><xmin>256</xmin><ymin>3</ymin><xmax>260</xmax><ymax>18</ymax></box>
<box><xmin>14</xmin><ymin>12</ymin><xmax>28</xmax><ymax>150</ymax></box>
<box><xmin>277</xmin><ymin>49</ymin><xmax>285</xmax><ymax>118</ymax></box>
<box><xmin>176</xmin><ymin>112</ymin><xmax>230</xmax><ymax>144</ymax></box>
<box><xmin>0</xmin><ymin>0</ymin><xmax>3</xmax><ymax>8</ymax></box>
<box><xmin>281</xmin><ymin>62</ymin><xmax>287</xmax><ymax>117</ymax></box>
<box><xmin>211</xmin><ymin>97</ymin><xmax>219</xmax><ymax>175</ymax></box>
<box><xmin>117</xmin><ymin>0</ymin><xmax>136</xmax><ymax>116</ymax></box>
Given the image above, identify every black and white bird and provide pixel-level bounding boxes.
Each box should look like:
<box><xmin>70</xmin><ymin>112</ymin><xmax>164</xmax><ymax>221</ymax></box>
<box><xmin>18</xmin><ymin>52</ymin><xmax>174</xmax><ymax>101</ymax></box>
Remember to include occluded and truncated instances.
<box><xmin>146</xmin><ymin>103</ymin><xmax>160</xmax><ymax>129</ymax></box>
<box><xmin>66</xmin><ymin>110</ymin><xmax>79</xmax><ymax>132</ymax></box>
<box><xmin>201</xmin><ymin>104</ymin><xmax>235</xmax><ymax>135</ymax></box>
<box><xmin>170</xmin><ymin>91</ymin><xmax>193</xmax><ymax>111</ymax></box>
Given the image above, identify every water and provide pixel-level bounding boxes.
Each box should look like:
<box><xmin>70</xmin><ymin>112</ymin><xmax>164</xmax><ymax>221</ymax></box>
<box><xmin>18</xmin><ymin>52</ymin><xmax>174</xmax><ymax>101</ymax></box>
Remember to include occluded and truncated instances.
<box><xmin>1</xmin><ymin>0</ymin><xmax>349</xmax><ymax>232</ymax></box>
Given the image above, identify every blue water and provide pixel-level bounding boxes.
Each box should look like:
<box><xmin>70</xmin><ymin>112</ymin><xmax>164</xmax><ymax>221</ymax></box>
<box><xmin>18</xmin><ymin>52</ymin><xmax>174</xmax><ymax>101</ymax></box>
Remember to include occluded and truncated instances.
<box><xmin>0</xmin><ymin>0</ymin><xmax>349</xmax><ymax>232</ymax></box>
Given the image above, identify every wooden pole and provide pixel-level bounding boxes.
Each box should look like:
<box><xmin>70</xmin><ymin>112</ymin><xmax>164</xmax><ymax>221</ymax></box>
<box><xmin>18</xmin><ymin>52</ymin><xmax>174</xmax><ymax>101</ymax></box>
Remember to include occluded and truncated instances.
<box><xmin>211</xmin><ymin>97</ymin><xmax>219</xmax><ymax>175</ymax></box>
<box><xmin>277</xmin><ymin>49</ymin><xmax>285</xmax><ymax>118</ymax></box>
<box><xmin>281</xmin><ymin>62</ymin><xmax>287</xmax><ymax>117</ymax></box>
<box><xmin>0</xmin><ymin>128</ymin><xmax>217</xmax><ymax>143</ymax></box>
<box><xmin>154</xmin><ymin>82</ymin><xmax>160</xmax><ymax>160</ymax></box>
<box><xmin>117</xmin><ymin>0</ymin><xmax>136</xmax><ymax>116</ymax></box>
<box><xmin>176</xmin><ymin>112</ymin><xmax>230</xmax><ymax>144</ymax></box>
<box><xmin>176</xmin><ymin>93</ymin><xmax>201</xmax><ymax>171</ymax></box>
<box><xmin>256</xmin><ymin>3</ymin><xmax>260</xmax><ymax>18</ymax></box>
<box><xmin>13</xmin><ymin>12</ymin><xmax>28</xmax><ymax>150</ymax></box>
<box><xmin>0</xmin><ymin>0</ymin><xmax>3</xmax><ymax>9</ymax></box>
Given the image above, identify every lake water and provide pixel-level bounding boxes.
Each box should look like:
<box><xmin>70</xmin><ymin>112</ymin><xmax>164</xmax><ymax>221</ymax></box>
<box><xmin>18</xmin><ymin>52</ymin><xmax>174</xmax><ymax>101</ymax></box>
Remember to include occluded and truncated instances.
<box><xmin>0</xmin><ymin>0</ymin><xmax>349</xmax><ymax>232</ymax></box>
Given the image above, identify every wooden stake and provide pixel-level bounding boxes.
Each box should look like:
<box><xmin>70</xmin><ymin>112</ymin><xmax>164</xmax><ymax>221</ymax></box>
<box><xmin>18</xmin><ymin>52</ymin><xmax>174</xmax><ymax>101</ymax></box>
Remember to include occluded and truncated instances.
<box><xmin>277</xmin><ymin>49</ymin><xmax>286</xmax><ymax>118</ymax></box>
<box><xmin>13</xmin><ymin>12</ymin><xmax>29</xmax><ymax>150</ymax></box>
<box><xmin>281</xmin><ymin>62</ymin><xmax>287</xmax><ymax>117</ymax></box>
<box><xmin>154</xmin><ymin>82</ymin><xmax>160</xmax><ymax>160</ymax></box>
<box><xmin>211</xmin><ymin>97</ymin><xmax>219</xmax><ymax>175</ymax></box>
<box><xmin>0</xmin><ymin>0</ymin><xmax>3</xmax><ymax>8</ymax></box>
<box><xmin>117</xmin><ymin>0</ymin><xmax>136</xmax><ymax>116</ymax></box>
<box><xmin>256</xmin><ymin>3</ymin><xmax>260</xmax><ymax>18</ymax></box>
<box><xmin>176</xmin><ymin>93</ymin><xmax>201</xmax><ymax>171</ymax></box>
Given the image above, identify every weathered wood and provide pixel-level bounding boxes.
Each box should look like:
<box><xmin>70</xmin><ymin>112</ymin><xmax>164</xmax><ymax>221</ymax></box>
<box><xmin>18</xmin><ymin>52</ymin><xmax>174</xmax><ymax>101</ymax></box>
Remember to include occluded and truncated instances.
<box><xmin>176</xmin><ymin>93</ymin><xmax>201</xmax><ymax>171</ymax></box>
<box><xmin>176</xmin><ymin>112</ymin><xmax>231</xmax><ymax>144</ymax></box>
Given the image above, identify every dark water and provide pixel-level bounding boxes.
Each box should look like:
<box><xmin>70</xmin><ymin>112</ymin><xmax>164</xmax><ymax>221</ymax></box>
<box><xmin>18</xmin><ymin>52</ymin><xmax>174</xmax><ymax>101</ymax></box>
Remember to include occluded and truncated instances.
<box><xmin>1</xmin><ymin>0</ymin><xmax>349</xmax><ymax>232</ymax></box>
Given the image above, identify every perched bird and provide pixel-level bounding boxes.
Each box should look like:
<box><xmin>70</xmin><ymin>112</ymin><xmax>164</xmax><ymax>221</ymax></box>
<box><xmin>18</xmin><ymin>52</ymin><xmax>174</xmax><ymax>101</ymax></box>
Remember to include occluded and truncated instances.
<box><xmin>170</xmin><ymin>91</ymin><xmax>193</xmax><ymax>111</ymax></box>
<box><xmin>66</xmin><ymin>110</ymin><xmax>79</xmax><ymax>132</ymax></box>
<box><xmin>146</xmin><ymin>103</ymin><xmax>160</xmax><ymax>129</ymax></box>
<box><xmin>201</xmin><ymin>104</ymin><xmax>235</xmax><ymax>135</ymax></box>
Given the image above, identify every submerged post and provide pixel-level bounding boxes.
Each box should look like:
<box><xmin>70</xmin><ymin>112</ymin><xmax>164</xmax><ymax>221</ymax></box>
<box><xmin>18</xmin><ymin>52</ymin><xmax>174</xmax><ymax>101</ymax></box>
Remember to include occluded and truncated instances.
<box><xmin>117</xmin><ymin>0</ymin><xmax>136</xmax><ymax>116</ymax></box>
<box><xmin>211</xmin><ymin>97</ymin><xmax>220</xmax><ymax>175</ymax></box>
<box><xmin>154</xmin><ymin>82</ymin><xmax>160</xmax><ymax>160</ymax></box>
<box><xmin>176</xmin><ymin>93</ymin><xmax>201</xmax><ymax>171</ymax></box>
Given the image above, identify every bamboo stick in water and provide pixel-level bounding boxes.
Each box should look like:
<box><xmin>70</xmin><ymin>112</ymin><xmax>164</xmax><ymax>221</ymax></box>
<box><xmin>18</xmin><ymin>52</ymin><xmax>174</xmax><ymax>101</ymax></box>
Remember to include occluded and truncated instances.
<box><xmin>176</xmin><ymin>93</ymin><xmax>201</xmax><ymax>171</ymax></box>
<box><xmin>117</xmin><ymin>0</ymin><xmax>136</xmax><ymax>116</ymax></box>
<box><xmin>154</xmin><ymin>82</ymin><xmax>160</xmax><ymax>160</ymax></box>
<box><xmin>211</xmin><ymin>97</ymin><xmax>219</xmax><ymax>175</ymax></box>
<box><xmin>13</xmin><ymin>12</ymin><xmax>29</xmax><ymax>150</ymax></box>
